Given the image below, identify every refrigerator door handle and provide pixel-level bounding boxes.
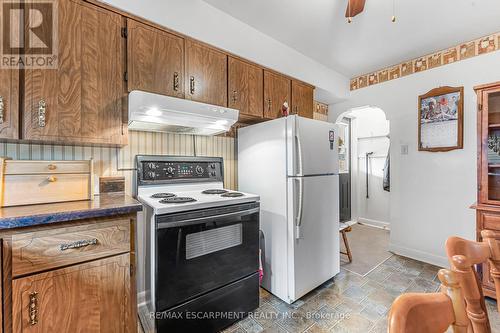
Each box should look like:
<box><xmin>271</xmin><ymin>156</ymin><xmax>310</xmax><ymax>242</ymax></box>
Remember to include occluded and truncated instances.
<box><xmin>295</xmin><ymin>177</ymin><xmax>304</xmax><ymax>239</ymax></box>
<box><xmin>295</xmin><ymin>130</ymin><xmax>304</xmax><ymax>176</ymax></box>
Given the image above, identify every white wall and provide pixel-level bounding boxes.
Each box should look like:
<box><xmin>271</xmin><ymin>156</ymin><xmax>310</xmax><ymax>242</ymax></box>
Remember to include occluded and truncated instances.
<box><xmin>330</xmin><ymin>51</ymin><xmax>500</xmax><ymax>267</ymax></box>
<box><xmin>348</xmin><ymin>108</ymin><xmax>390</xmax><ymax>229</ymax></box>
<box><xmin>102</xmin><ymin>0</ymin><xmax>348</xmax><ymax>103</ymax></box>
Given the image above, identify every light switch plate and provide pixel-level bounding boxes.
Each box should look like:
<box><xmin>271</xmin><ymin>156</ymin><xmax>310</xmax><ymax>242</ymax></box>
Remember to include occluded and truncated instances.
<box><xmin>401</xmin><ymin>144</ymin><xmax>409</xmax><ymax>155</ymax></box>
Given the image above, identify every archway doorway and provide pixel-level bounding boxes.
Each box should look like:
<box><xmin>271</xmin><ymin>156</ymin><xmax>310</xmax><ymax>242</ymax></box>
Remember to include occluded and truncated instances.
<box><xmin>335</xmin><ymin>106</ymin><xmax>392</xmax><ymax>276</ymax></box>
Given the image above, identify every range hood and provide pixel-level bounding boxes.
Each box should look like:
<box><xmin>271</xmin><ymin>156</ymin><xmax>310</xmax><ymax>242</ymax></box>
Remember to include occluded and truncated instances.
<box><xmin>128</xmin><ymin>90</ymin><xmax>239</xmax><ymax>135</ymax></box>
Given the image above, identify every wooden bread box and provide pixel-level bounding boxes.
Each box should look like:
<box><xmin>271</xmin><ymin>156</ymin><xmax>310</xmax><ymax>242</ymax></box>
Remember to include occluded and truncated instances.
<box><xmin>0</xmin><ymin>159</ymin><xmax>94</xmax><ymax>207</ymax></box>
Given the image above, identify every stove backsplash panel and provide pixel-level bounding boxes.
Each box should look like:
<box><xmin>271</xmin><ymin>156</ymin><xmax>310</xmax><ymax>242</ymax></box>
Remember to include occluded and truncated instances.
<box><xmin>0</xmin><ymin>131</ymin><xmax>237</xmax><ymax>194</ymax></box>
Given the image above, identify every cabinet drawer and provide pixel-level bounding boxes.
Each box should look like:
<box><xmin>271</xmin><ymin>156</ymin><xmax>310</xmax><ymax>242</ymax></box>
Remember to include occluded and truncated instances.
<box><xmin>4</xmin><ymin>160</ymin><xmax>91</xmax><ymax>175</ymax></box>
<box><xmin>11</xmin><ymin>218</ymin><xmax>130</xmax><ymax>277</ymax></box>
<box><xmin>482</xmin><ymin>213</ymin><xmax>500</xmax><ymax>231</ymax></box>
<box><xmin>2</xmin><ymin>174</ymin><xmax>91</xmax><ymax>207</ymax></box>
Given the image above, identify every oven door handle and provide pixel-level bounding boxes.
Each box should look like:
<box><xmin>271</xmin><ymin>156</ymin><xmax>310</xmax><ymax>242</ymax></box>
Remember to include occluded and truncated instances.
<box><xmin>157</xmin><ymin>207</ymin><xmax>260</xmax><ymax>229</ymax></box>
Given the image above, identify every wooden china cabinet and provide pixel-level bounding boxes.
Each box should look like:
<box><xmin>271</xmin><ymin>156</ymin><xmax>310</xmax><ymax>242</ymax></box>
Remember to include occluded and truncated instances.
<box><xmin>473</xmin><ymin>81</ymin><xmax>500</xmax><ymax>299</ymax></box>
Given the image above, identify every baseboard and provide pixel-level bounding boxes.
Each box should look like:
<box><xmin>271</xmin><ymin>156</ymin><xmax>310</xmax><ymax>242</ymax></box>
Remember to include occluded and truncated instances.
<box><xmin>389</xmin><ymin>243</ymin><xmax>448</xmax><ymax>268</ymax></box>
<box><xmin>358</xmin><ymin>217</ymin><xmax>390</xmax><ymax>230</ymax></box>
<box><xmin>137</xmin><ymin>290</ymin><xmax>146</xmax><ymax>308</ymax></box>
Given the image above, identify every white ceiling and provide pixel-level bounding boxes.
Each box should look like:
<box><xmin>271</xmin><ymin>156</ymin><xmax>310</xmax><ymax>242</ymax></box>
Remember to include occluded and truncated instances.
<box><xmin>203</xmin><ymin>0</ymin><xmax>500</xmax><ymax>77</ymax></box>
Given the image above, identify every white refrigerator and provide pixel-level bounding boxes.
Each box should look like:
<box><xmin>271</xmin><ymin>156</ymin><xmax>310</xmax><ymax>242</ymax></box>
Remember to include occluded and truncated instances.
<box><xmin>238</xmin><ymin>115</ymin><xmax>340</xmax><ymax>304</ymax></box>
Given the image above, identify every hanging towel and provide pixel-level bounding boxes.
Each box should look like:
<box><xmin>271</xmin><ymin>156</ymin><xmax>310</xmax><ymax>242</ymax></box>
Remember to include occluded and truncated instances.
<box><xmin>383</xmin><ymin>147</ymin><xmax>390</xmax><ymax>192</ymax></box>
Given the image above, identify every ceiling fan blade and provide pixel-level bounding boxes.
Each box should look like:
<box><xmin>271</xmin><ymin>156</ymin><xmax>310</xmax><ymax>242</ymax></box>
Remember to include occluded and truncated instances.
<box><xmin>345</xmin><ymin>0</ymin><xmax>366</xmax><ymax>17</ymax></box>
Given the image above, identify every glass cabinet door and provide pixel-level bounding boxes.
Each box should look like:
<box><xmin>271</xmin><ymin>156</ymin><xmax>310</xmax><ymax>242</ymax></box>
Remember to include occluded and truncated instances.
<box><xmin>485</xmin><ymin>90</ymin><xmax>500</xmax><ymax>202</ymax></box>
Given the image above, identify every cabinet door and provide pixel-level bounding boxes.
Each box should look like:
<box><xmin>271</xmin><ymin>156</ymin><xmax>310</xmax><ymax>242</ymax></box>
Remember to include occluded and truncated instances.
<box><xmin>263</xmin><ymin>70</ymin><xmax>290</xmax><ymax>119</ymax></box>
<box><xmin>185</xmin><ymin>40</ymin><xmax>227</xmax><ymax>107</ymax></box>
<box><xmin>292</xmin><ymin>80</ymin><xmax>314</xmax><ymax>119</ymax></box>
<box><xmin>228</xmin><ymin>57</ymin><xmax>263</xmax><ymax>119</ymax></box>
<box><xmin>12</xmin><ymin>254</ymin><xmax>132</xmax><ymax>333</ymax></box>
<box><xmin>23</xmin><ymin>0</ymin><xmax>126</xmax><ymax>145</ymax></box>
<box><xmin>127</xmin><ymin>19</ymin><xmax>184</xmax><ymax>98</ymax></box>
<box><xmin>0</xmin><ymin>69</ymin><xmax>19</xmax><ymax>139</ymax></box>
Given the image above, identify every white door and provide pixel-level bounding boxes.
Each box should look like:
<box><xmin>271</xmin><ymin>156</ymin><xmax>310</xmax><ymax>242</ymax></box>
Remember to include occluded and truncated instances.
<box><xmin>287</xmin><ymin>116</ymin><xmax>339</xmax><ymax>176</ymax></box>
<box><xmin>287</xmin><ymin>175</ymin><xmax>340</xmax><ymax>302</ymax></box>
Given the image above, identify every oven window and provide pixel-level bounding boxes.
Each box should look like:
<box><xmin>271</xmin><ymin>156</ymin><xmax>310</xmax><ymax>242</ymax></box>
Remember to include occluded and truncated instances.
<box><xmin>186</xmin><ymin>223</ymin><xmax>243</xmax><ymax>260</ymax></box>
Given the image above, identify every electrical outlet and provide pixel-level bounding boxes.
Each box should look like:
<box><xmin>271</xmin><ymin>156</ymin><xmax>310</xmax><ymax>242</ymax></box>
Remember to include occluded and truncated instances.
<box><xmin>400</xmin><ymin>144</ymin><xmax>409</xmax><ymax>155</ymax></box>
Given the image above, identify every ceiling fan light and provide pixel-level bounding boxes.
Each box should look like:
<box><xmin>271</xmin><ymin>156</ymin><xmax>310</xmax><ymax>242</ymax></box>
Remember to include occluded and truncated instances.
<box><xmin>347</xmin><ymin>17</ymin><xmax>353</xmax><ymax>23</ymax></box>
<box><xmin>391</xmin><ymin>15</ymin><xmax>396</xmax><ymax>22</ymax></box>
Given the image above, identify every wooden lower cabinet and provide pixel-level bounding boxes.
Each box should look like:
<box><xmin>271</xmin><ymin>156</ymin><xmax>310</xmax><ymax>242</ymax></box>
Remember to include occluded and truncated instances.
<box><xmin>12</xmin><ymin>254</ymin><xmax>131</xmax><ymax>333</ymax></box>
<box><xmin>476</xmin><ymin>207</ymin><xmax>500</xmax><ymax>299</ymax></box>
<box><xmin>1</xmin><ymin>214</ymin><xmax>137</xmax><ymax>333</ymax></box>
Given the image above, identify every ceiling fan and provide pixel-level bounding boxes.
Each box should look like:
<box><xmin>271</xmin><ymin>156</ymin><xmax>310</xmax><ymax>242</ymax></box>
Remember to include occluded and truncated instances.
<box><xmin>345</xmin><ymin>0</ymin><xmax>397</xmax><ymax>23</ymax></box>
<box><xmin>345</xmin><ymin>0</ymin><xmax>366</xmax><ymax>23</ymax></box>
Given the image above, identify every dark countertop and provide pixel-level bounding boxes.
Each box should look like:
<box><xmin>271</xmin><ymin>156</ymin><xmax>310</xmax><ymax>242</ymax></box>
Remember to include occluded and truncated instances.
<box><xmin>0</xmin><ymin>193</ymin><xmax>143</xmax><ymax>230</ymax></box>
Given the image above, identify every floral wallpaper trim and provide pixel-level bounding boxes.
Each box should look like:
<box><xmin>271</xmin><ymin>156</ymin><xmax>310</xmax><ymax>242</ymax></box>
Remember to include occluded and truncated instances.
<box><xmin>350</xmin><ymin>32</ymin><xmax>500</xmax><ymax>91</ymax></box>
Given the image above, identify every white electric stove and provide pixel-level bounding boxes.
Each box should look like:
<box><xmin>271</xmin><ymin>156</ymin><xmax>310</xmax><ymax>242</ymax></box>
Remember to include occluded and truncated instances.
<box><xmin>134</xmin><ymin>155</ymin><xmax>260</xmax><ymax>333</ymax></box>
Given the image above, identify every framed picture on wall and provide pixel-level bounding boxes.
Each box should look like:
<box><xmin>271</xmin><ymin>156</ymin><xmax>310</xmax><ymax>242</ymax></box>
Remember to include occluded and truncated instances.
<box><xmin>418</xmin><ymin>86</ymin><xmax>464</xmax><ymax>152</ymax></box>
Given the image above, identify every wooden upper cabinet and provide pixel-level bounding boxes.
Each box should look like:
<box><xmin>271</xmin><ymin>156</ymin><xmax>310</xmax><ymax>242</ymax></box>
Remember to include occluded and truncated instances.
<box><xmin>228</xmin><ymin>57</ymin><xmax>263</xmax><ymax>119</ymax></box>
<box><xmin>0</xmin><ymin>68</ymin><xmax>19</xmax><ymax>139</ymax></box>
<box><xmin>185</xmin><ymin>40</ymin><xmax>227</xmax><ymax>107</ymax></box>
<box><xmin>12</xmin><ymin>254</ymin><xmax>132</xmax><ymax>333</ymax></box>
<box><xmin>23</xmin><ymin>0</ymin><xmax>126</xmax><ymax>145</ymax></box>
<box><xmin>292</xmin><ymin>80</ymin><xmax>314</xmax><ymax>119</ymax></box>
<box><xmin>263</xmin><ymin>70</ymin><xmax>291</xmax><ymax>119</ymax></box>
<box><xmin>127</xmin><ymin>19</ymin><xmax>184</xmax><ymax>98</ymax></box>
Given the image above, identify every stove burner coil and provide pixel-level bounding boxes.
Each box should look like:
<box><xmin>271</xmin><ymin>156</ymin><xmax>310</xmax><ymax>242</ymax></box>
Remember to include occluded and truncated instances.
<box><xmin>202</xmin><ymin>189</ymin><xmax>228</xmax><ymax>194</ymax></box>
<box><xmin>159</xmin><ymin>197</ymin><xmax>197</xmax><ymax>204</ymax></box>
<box><xmin>221</xmin><ymin>192</ymin><xmax>244</xmax><ymax>198</ymax></box>
<box><xmin>151</xmin><ymin>193</ymin><xmax>176</xmax><ymax>199</ymax></box>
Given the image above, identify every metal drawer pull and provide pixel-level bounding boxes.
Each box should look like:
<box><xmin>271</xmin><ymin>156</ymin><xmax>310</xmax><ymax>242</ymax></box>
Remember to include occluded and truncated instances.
<box><xmin>47</xmin><ymin>164</ymin><xmax>57</xmax><ymax>170</ymax></box>
<box><xmin>0</xmin><ymin>96</ymin><xmax>4</xmax><ymax>124</ymax></box>
<box><xmin>47</xmin><ymin>176</ymin><xmax>57</xmax><ymax>182</ymax></box>
<box><xmin>173</xmin><ymin>72</ymin><xmax>180</xmax><ymax>91</ymax></box>
<box><xmin>59</xmin><ymin>238</ymin><xmax>98</xmax><ymax>251</ymax></box>
<box><xmin>38</xmin><ymin>100</ymin><xmax>46</xmax><ymax>127</ymax></box>
<box><xmin>232</xmin><ymin>90</ymin><xmax>237</xmax><ymax>103</ymax></box>
<box><xmin>190</xmin><ymin>76</ymin><xmax>195</xmax><ymax>94</ymax></box>
<box><xmin>267</xmin><ymin>98</ymin><xmax>271</xmax><ymax>111</ymax></box>
<box><xmin>29</xmin><ymin>292</ymin><xmax>38</xmax><ymax>325</ymax></box>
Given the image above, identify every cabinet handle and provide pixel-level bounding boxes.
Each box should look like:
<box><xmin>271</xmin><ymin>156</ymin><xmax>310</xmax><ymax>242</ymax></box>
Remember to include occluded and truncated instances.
<box><xmin>47</xmin><ymin>175</ymin><xmax>57</xmax><ymax>182</ymax></box>
<box><xmin>59</xmin><ymin>238</ymin><xmax>98</xmax><ymax>251</ymax></box>
<box><xmin>38</xmin><ymin>100</ymin><xmax>46</xmax><ymax>127</ymax></box>
<box><xmin>232</xmin><ymin>90</ymin><xmax>237</xmax><ymax>103</ymax></box>
<box><xmin>189</xmin><ymin>76</ymin><xmax>195</xmax><ymax>94</ymax></box>
<box><xmin>29</xmin><ymin>292</ymin><xmax>38</xmax><ymax>326</ymax></box>
<box><xmin>294</xmin><ymin>106</ymin><xmax>298</xmax><ymax>114</ymax></box>
<box><xmin>0</xmin><ymin>96</ymin><xmax>4</xmax><ymax>124</ymax></box>
<box><xmin>47</xmin><ymin>164</ymin><xmax>57</xmax><ymax>171</ymax></box>
<box><xmin>173</xmin><ymin>72</ymin><xmax>180</xmax><ymax>92</ymax></box>
<box><xmin>267</xmin><ymin>98</ymin><xmax>271</xmax><ymax>111</ymax></box>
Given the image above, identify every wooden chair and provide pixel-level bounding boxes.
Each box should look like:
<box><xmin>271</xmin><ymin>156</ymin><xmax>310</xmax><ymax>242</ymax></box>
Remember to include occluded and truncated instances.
<box><xmin>388</xmin><ymin>268</ymin><xmax>469</xmax><ymax>333</ymax></box>
<box><xmin>445</xmin><ymin>230</ymin><xmax>500</xmax><ymax>333</ymax></box>
<box><xmin>388</xmin><ymin>230</ymin><xmax>500</xmax><ymax>333</ymax></box>
<box><xmin>339</xmin><ymin>222</ymin><xmax>352</xmax><ymax>263</ymax></box>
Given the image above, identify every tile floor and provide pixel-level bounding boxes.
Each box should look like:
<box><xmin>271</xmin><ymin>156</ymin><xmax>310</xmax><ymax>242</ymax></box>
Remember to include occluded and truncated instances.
<box><xmin>221</xmin><ymin>254</ymin><xmax>500</xmax><ymax>333</ymax></box>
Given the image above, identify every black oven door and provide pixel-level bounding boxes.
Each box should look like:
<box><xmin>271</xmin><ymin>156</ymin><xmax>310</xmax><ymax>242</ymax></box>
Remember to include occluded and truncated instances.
<box><xmin>155</xmin><ymin>202</ymin><xmax>259</xmax><ymax>311</ymax></box>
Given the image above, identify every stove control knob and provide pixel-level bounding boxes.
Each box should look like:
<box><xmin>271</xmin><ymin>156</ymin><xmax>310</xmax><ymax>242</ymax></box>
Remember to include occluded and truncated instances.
<box><xmin>166</xmin><ymin>167</ymin><xmax>174</xmax><ymax>174</ymax></box>
<box><xmin>210</xmin><ymin>163</ymin><xmax>216</xmax><ymax>169</ymax></box>
<box><xmin>147</xmin><ymin>163</ymin><xmax>157</xmax><ymax>170</ymax></box>
<box><xmin>148</xmin><ymin>171</ymin><xmax>156</xmax><ymax>179</ymax></box>
<box><xmin>210</xmin><ymin>171</ymin><xmax>216</xmax><ymax>177</ymax></box>
<box><xmin>195</xmin><ymin>165</ymin><xmax>204</xmax><ymax>175</ymax></box>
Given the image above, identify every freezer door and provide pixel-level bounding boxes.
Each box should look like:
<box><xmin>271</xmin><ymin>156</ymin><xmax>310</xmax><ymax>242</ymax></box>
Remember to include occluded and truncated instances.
<box><xmin>287</xmin><ymin>116</ymin><xmax>339</xmax><ymax>176</ymax></box>
<box><xmin>287</xmin><ymin>175</ymin><xmax>340</xmax><ymax>302</ymax></box>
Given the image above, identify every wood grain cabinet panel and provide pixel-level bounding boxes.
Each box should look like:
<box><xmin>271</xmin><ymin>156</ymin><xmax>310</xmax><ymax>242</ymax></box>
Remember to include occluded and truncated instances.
<box><xmin>263</xmin><ymin>71</ymin><xmax>291</xmax><ymax>119</ymax></box>
<box><xmin>228</xmin><ymin>57</ymin><xmax>263</xmax><ymax>119</ymax></box>
<box><xmin>11</xmin><ymin>218</ymin><xmax>130</xmax><ymax>276</ymax></box>
<box><xmin>292</xmin><ymin>80</ymin><xmax>314</xmax><ymax>119</ymax></box>
<box><xmin>12</xmin><ymin>254</ymin><xmax>132</xmax><ymax>333</ymax></box>
<box><xmin>0</xmin><ymin>68</ymin><xmax>19</xmax><ymax>139</ymax></box>
<box><xmin>127</xmin><ymin>19</ymin><xmax>184</xmax><ymax>98</ymax></box>
<box><xmin>23</xmin><ymin>0</ymin><xmax>126</xmax><ymax>145</ymax></box>
<box><xmin>185</xmin><ymin>40</ymin><xmax>227</xmax><ymax>107</ymax></box>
